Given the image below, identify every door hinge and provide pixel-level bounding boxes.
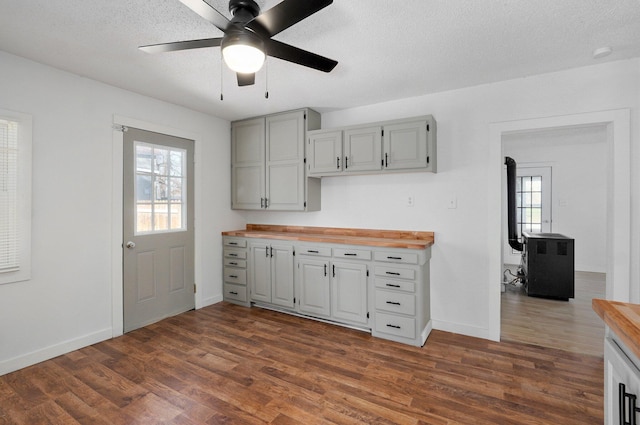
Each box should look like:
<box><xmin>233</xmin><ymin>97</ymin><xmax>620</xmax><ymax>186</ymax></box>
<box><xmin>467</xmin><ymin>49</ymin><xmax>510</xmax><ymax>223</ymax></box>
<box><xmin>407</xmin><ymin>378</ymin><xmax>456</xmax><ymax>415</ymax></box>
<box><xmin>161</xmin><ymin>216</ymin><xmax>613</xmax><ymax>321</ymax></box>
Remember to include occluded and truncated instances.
<box><xmin>112</xmin><ymin>124</ymin><xmax>128</xmax><ymax>132</ymax></box>
<box><xmin>193</xmin><ymin>284</ymin><xmax>197</xmax><ymax>293</ymax></box>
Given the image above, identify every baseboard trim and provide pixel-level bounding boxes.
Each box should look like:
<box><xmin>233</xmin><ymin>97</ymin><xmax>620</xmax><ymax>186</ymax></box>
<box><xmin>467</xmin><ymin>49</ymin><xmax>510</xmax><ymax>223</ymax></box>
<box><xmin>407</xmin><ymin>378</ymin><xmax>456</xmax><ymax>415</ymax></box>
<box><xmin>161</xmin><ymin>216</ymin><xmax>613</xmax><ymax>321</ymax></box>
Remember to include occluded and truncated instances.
<box><xmin>0</xmin><ymin>328</ymin><xmax>112</xmax><ymax>376</ymax></box>
<box><xmin>432</xmin><ymin>319</ymin><xmax>494</xmax><ymax>341</ymax></box>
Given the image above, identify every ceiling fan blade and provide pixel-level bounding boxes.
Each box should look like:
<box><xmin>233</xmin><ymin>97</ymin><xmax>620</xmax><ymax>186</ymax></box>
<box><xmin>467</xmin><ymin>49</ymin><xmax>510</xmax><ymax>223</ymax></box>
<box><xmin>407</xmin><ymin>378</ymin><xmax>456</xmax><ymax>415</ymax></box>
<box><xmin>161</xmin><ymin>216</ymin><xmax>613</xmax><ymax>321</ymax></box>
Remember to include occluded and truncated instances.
<box><xmin>237</xmin><ymin>73</ymin><xmax>256</xmax><ymax>86</ymax></box>
<box><xmin>247</xmin><ymin>0</ymin><xmax>333</xmax><ymax>37</ymax></box>
<box><xmin>178</xmin><ymin>0</ymin><xmax>231</xmax><ymax>32</ymax></box>
<box><xmin>139</xmin><ymin>38</ymin><xmax>223</xmax><ymax>54</ymax></box>
<box><xmin>264</xmin><ymin>39</ymin><xmax>337</xmax><ymax>73</ymax></box>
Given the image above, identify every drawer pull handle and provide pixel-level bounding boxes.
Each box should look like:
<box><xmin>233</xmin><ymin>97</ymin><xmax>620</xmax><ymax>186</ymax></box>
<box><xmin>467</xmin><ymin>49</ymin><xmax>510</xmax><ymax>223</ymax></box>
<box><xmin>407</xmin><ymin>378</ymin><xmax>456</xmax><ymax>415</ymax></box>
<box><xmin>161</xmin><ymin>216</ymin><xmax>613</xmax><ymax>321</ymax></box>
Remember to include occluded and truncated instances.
<box><xmin>307</xmin><ymin>250</ymin><xmax>319</xmax><ymax>253</ymax></box>
<box><xmin>387</xmin><ymin>256</ymin><xmax>402</xmax><ymax>260</ymax></box>
<box><xmin>229</xmin><ymin>262</ymin><xmax>238</xmax><ymax>265</ymax></box>
<box><xmin>386</xmin><ymin>272</ymin><xmax>401</xmax><ymax>276</ymax></box>
<box><xmin>344</xmin><ymin>253</ymin><xmax>357</xmax><ymax>256</ymax></box>
<box><xmin>386</xmin><ymin>301</ymin><xmax>401</xmax><ymax>305</ymax></box>
<box><xmin>228</xmin><ymin>242</ymin><xmax>238</xmax><ymax>245</ymax></box>
<box><xmin>229</xmin><ymin>291</ymin><xmax>238</xmax><ymax>295</ymax></box>
<box><xmin>228</xmin><ymin>253</ymin><xmax>238</xmax><ymax>257</ymax></box>
<box><xmin>386</xmin><ymin>283</ymin><xmax>401</xmax><ymax>288</ymax></box>
<box><xmin>386</xmin><ymin>324</ymin><xmax>401</xmax><ymax>329</ymax></box>
<box><xmin>619</xmin><ymin>383</ymin><xmax>640</xmax><ymax>425</ymax></box>
<box><xmin>229</xmin><ymin>275</ymin><xmax>238</xmax><ymax>279</ymax></box>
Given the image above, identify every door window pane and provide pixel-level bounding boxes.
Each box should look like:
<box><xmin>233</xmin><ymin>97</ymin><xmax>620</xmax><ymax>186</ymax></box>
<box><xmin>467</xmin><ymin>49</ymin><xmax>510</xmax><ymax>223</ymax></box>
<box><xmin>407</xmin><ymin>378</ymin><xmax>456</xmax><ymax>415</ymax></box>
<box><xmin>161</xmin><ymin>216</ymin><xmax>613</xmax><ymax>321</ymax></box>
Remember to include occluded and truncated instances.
<box><xmin>134</xmin><ymin>142</ymin><xmax>187</xmax><ymax>234</ymax></box>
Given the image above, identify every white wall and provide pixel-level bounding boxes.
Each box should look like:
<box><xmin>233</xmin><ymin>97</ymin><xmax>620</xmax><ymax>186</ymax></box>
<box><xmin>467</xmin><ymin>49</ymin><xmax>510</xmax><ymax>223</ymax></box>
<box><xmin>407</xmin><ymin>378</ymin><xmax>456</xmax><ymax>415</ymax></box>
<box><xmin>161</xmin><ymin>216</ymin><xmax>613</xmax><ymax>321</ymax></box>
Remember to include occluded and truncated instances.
<box><xmin>0</xmin><ymin>51</ymin><xmax>244</xmax><ymax>374</ymax></box>
<box><xmin>243</xmin><ymin>59</ymin><xmax>640</xmax><ymax>339</ymax></box>
<box><xmin>1</xmin><ymin>50</ymin><xmax>638</xmax><ymax>374</ymax></box>
<box><xmin>503</xmin><ymin>125</ymin><xmax>608</xmax><ymax>273</ymax></box>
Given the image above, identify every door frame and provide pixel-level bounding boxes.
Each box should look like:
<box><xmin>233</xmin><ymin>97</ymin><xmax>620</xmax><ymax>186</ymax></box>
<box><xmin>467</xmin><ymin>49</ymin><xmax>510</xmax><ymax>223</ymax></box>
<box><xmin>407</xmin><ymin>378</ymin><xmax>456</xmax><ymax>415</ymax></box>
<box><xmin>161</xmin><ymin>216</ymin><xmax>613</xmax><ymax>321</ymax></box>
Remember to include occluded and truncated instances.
<box><xmin>488</xmin><ymin>109</ymin><xmax>631</xmax><ymax>342</ymax></box>
<box><xmin>111</xmin><ymin>115</ymin><xmax>202</xmax><ymax>337</ymax></box>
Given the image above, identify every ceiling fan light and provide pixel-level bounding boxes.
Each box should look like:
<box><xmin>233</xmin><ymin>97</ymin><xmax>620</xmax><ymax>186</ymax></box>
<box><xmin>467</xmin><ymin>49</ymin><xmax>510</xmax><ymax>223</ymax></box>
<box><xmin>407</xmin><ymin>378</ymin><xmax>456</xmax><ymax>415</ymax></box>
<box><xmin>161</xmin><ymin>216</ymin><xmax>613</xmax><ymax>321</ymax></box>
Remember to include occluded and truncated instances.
<box><xmin>222</xmin><ymin>43</ymin><xmax>265</xmax><ymax>74</ymax></box>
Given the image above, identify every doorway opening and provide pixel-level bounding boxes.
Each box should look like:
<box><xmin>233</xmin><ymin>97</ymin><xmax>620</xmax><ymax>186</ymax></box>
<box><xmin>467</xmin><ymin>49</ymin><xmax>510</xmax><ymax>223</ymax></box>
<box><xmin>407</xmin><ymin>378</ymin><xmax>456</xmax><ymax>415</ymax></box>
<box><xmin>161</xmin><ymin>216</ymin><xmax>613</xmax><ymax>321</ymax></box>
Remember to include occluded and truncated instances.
<box><xmin>500</xmin><ymin>125</ymin><xmax>607</xmax><ymax>355</ymax></box>
<box><xmin>488</xmin><ymin>109</ymin><xmax>630</xmax><ymax>344</ymax></box>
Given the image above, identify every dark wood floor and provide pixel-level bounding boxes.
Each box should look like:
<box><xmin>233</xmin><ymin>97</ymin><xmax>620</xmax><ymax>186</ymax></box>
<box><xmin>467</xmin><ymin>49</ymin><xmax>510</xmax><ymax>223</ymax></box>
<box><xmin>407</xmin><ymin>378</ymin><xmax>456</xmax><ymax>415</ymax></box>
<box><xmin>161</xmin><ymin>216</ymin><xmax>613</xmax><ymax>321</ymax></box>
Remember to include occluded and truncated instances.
<box><xmin>1</xmin><ymin>302</ymin><xmax>603</xmax><ymax>424</ymax></box>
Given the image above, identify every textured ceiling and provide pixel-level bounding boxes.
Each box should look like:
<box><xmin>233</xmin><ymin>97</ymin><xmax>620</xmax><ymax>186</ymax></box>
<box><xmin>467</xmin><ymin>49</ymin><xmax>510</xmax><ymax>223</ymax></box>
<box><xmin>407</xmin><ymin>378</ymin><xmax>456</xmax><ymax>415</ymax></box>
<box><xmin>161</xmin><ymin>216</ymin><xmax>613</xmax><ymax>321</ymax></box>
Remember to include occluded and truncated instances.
<box><xmin>1</xmin><ymin>0</ymin><xmax>639</xmax><ymax>121</ymax></box>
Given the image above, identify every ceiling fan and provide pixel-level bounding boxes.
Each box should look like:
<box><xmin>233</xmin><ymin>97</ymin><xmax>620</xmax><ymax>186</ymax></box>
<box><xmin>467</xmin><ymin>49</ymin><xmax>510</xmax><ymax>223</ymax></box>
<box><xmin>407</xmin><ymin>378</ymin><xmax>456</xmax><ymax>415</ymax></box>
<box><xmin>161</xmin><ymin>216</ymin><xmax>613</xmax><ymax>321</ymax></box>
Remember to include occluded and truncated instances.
<box><xmin>140</xmin><ymin>0</ymin><xmax>338</xmax><ymax>87</ymax></box>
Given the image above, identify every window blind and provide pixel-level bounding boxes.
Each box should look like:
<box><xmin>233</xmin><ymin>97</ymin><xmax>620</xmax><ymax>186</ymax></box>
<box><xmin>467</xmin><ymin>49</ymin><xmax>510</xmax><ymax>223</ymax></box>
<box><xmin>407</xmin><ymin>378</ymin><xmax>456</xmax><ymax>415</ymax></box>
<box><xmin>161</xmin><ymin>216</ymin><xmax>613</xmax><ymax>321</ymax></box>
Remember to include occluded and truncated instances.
<box><xmin>0</xmin><ymin>119</ymin><xmax>19</xmax><ymax>272</ymax></box>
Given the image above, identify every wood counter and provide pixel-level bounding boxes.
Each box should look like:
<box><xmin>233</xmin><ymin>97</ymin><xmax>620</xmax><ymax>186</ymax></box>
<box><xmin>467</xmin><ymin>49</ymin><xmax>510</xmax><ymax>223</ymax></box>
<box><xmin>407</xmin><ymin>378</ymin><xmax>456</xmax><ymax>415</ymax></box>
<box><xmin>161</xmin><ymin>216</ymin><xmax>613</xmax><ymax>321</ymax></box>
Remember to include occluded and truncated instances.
<box><xmin>222</xmin><ymin>224</ymin><xmax>435</xmax><ymax>250</ymax></box>
<box><xmin>593</xmin><ymin>298</ymin><xmax>640</xmax><ymax>360</ymax></box>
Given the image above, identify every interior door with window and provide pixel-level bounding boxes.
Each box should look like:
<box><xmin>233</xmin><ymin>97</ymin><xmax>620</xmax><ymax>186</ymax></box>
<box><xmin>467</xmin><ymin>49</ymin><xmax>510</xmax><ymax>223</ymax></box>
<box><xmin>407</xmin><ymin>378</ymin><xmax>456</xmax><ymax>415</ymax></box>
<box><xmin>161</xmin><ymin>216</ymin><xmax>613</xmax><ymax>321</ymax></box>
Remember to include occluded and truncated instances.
<box><xmin>504</xmin><ymin>166</ymin><xmax>552</xmax><ymax>265</ymax></box>
<box><xmin>123</xmin><ymin>128</ymin><xmax>195</xmax><ymax>332</ymax></box>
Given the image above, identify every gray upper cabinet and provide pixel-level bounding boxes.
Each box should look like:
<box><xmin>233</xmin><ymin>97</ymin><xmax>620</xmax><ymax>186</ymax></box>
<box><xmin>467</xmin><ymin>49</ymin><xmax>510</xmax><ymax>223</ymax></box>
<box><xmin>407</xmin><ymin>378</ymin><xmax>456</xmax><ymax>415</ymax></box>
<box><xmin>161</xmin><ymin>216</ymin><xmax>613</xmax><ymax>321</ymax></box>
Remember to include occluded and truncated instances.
<box><xmin>308</xmin><ymin>115</ymin><xmax>437</xmax><ymax>177</ymax></box>
<box><xmin>231</xmin><ymin>117</ymin><xmax>265</xmax><ymax>210</ymax></box>
<box><xmin>231</xmin><ymin>109</ymin><xmax>321</xmax><ymax>211</ymax></box>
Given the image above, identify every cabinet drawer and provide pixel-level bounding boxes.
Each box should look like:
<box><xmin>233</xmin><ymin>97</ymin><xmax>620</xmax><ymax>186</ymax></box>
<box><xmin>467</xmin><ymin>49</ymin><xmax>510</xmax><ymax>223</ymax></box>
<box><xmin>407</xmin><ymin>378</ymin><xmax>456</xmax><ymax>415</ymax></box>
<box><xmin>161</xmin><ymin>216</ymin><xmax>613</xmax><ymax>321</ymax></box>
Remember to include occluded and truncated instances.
<box><xmin>298</xmin><ymin>246</ymin><xmax>332</xmax><ymax>257</ymax></box>
<box><xmin>224</xmin><ymin>258</ymin><xmax>247</xmax><ymax>268</ymax></box>
<box><xmin>375</xmin><ymin>278</ymin><xmax>416</xmax><ymax>293</ymax></box>
<box><xmin>224</xmin><ymin>267</ymin><xmax>247</xmax><ymax>285</ymax></box>
<box><xmin>333</xmin><ymin>248</ymin><xmax>372</xmax><ymax>260</ymax></box>
<box><xmin>374</xmin><ymin>251</ymin><xmax>418</xmax><ymax>265</ymax></box>
<box><xmin>224</xmin><ymin>249</ymin><xmax>247</xmax><ymax>260</ymax></box>
<box><xmin>224</xmin><ymin>283</ymin><xmax>247</xmax><ymax>302</ymax></box>
<box><xmin>224</xmin><ymin>238</ymin><xmax>247</xmax><ymax>248</ymax></box>
<box><xmin>375</xmin><ymin>290</ymin><xmax>415</xmax><ymax>315</ymax></box>
<box><xmin>375</xmin><ymin>312</ymin><xmax>416</xmax><ymax>339</ymax></box>
<box><xmin>374</xmin><ymin>265</ymin><xmax>415</xmax><ymax>280</ymax></box>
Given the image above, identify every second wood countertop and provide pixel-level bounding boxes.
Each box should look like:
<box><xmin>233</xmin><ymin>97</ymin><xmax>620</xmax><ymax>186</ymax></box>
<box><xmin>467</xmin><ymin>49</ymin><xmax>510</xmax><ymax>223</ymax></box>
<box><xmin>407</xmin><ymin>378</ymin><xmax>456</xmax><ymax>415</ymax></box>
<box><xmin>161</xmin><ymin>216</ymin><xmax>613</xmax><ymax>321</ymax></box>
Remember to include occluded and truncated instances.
<box><xmin>222</xmin><ymin>224</ymin><xmax>435</xmax><ymax>250</ymax></box>
<box><xmin>593</xmin><ymin>298</ymin><xmax>640</xmax><ymax>360</ymax></box>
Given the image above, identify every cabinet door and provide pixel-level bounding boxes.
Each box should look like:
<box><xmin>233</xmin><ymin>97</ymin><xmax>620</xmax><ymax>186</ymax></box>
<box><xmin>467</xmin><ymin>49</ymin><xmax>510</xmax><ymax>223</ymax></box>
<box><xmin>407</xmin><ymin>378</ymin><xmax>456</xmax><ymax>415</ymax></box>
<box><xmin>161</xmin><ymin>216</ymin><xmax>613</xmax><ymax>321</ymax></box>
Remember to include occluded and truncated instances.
<box><xmin>297</xmin><ymin>258</ymin><xmax>331</xmax><ymax>317</ymax></box>
<box><xmin>331</xmin><ymin>261</ymin><xmax>368</xmax><ymax>324</ymax></box>
<box><xmin>383</xmin><ymin>120</ymin><xmax>428</xmax><ymax>170</ymax></box>
<box><xmin>308</xmin><ymin>130</ymin><xmax>343</xmax><ymax>175</ymax></box>
<box><xmin>343</xmin><ymin>126</ymin><xmax>382</xmax><ymax>172</ymax></box>
<box><xmin>271</xmin><ymin>244</ymin><xmax>295</xmax><ymax>308</ymax></box>
<box><xmin>232</xmin><ymin>118</ymin><xmax>265</xmax><ymax>209</ymax></box>
<box><xmin>605</xmin><ymin>337</ymin><xmax>640</xmax><ymax>425</ymax></box>
<box><xmin>266</xmin><ymin>111</ymin><xmax>305</xmax><ymax>211</ymax></box>
<box><xmin>249</xmin><ymin>242</ymin><xmax>271</xmax><ymax>303</ymax></box>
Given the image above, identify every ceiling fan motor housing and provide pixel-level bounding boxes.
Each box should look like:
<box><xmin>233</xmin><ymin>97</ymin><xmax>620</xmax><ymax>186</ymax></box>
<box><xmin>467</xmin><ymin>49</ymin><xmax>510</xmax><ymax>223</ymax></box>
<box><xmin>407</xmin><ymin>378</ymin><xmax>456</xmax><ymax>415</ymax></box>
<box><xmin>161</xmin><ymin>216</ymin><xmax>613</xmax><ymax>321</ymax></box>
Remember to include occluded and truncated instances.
<box><xmin>229</xmin><ymin>0</ymin><xmax>260</xmax><ymax>22</ymax></box>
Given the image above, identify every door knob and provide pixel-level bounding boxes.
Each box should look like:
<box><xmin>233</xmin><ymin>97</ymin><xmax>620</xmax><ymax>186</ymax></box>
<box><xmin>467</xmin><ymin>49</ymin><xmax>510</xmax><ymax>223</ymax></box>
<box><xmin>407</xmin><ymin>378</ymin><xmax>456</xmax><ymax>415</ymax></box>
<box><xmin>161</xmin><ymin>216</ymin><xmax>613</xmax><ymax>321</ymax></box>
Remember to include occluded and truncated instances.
<box><xmin>125</xmin><ymin>241</ymin><xmax>136</xmax><ymax>249</ymax></box>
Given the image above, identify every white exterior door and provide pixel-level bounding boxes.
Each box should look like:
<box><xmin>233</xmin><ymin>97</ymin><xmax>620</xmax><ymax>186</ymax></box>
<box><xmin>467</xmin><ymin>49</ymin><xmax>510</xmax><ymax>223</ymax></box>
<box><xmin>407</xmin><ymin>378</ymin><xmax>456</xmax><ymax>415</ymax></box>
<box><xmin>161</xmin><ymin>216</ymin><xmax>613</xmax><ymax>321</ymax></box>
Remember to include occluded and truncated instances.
<box><xmin>504</xmin><ymin>166</ymin><xmax>552</xmax><ymax>265</ymax></box>
<box><xmin>123</xmin><ymin>128</ymin><xmax>195</xmax><ymax>332</ymax></box>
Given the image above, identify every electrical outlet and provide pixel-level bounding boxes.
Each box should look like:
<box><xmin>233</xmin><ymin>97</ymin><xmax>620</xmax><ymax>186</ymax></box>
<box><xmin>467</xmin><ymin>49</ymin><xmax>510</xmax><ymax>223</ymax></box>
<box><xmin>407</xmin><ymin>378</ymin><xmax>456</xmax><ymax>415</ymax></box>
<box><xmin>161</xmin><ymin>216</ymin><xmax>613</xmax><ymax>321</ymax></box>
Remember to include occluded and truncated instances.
<box><xmin>447</xmin><ymin>196</ymin><xmax>457</xmax><ymax>209</ymax></box>
<box><xmin>407</xmin><ymin>196</ymin><xmax>414</xmax><ymax>207</ymax></box>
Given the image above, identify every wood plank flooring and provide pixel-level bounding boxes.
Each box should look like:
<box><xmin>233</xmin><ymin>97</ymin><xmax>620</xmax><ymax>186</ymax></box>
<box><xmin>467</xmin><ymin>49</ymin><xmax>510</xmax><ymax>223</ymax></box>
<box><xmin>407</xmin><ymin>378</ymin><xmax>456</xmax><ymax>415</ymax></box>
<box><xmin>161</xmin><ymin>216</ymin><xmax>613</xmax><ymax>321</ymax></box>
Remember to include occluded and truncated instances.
<box><xmin>1</xmin><ymin>302</ymin><xmax>603</xmax><ymax>424</ymax></box>
<box><xmin>501</xmin><ymin>270</ymin><xmax>606</xmax><ymax>357</ymax></box>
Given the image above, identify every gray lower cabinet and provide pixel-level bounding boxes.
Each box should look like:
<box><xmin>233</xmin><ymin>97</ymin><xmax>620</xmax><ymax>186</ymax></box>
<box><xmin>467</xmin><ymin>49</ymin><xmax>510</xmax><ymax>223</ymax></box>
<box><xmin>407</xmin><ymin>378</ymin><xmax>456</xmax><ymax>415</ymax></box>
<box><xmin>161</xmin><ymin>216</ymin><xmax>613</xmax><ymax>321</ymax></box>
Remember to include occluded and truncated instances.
<box><xmin>222</xmin><ymin>237</ymin><xmax>249</xmax><ymax>307</ymax></box>
<box><xmin>297</xmin><ymin>257</ymin><xmax>331</xmax><ymax>317</ymax></box>
<box><xmin>248</xmin><ymin>241</ymin><xmax>295</xmax><ymax>309</ymax></box>
<box><xmin>223</xmin><ymin>236</ymin><xmax>431</xmax><ymax>346</ymax></box>
<box><xmin>371</xmin><ymin>249</ymin><xmax>431</xmax><ymax>346</ymax></box>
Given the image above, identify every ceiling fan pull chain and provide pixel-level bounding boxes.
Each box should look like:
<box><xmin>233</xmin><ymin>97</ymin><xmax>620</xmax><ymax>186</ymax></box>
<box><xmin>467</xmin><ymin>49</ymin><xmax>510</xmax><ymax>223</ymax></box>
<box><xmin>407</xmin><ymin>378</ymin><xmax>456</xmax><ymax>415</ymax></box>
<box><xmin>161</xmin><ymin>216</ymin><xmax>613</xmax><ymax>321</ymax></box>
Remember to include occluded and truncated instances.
<box><xmin>264</xmin><ymin>58</ymin><xmax>269</xmax><ymax>99</ymax></box>
<box><xmin>220</xmin><ymin>52</ymin><xmax>224</xmax><ymax>101</ymax></box>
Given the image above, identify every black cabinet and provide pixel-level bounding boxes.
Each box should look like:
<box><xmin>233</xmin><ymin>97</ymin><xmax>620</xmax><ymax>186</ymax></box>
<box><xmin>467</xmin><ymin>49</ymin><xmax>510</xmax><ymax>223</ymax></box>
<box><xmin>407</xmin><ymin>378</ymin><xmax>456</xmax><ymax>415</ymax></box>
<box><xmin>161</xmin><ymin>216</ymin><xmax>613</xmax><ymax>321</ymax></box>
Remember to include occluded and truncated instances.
<box><xmin>522</xmin><ymin>232</ymin><xmax>574</xmax><ymax>300</ymax></box>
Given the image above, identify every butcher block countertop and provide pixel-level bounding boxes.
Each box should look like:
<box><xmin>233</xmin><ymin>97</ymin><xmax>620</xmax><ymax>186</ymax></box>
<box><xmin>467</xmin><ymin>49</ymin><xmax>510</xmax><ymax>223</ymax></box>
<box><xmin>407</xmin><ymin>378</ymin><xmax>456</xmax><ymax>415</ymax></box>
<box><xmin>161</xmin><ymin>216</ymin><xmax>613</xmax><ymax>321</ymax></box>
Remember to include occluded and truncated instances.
<box><xmin>593</xmin><ymin>298</ymin><xmax>640</xmax><ymax>359</ymax></box>
<box><xmin>222</xmin><ymin>224</ymin><xmax>435</xmax><ymax>250</ymax></box>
